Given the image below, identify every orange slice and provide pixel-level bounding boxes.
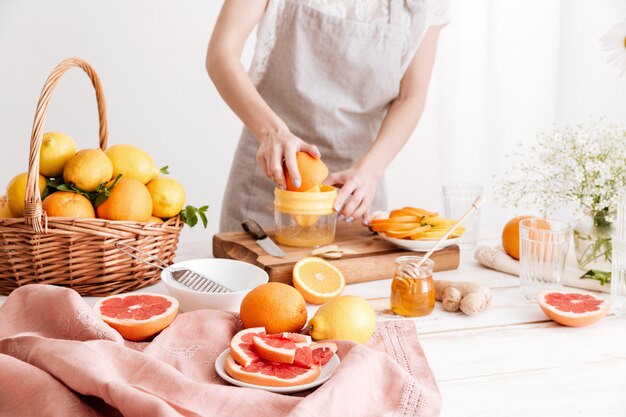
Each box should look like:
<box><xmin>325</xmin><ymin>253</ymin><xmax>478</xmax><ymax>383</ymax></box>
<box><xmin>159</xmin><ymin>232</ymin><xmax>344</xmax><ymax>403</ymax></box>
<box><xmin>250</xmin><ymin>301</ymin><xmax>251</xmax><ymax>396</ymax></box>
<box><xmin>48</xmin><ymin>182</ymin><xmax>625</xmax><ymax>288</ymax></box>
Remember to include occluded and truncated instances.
<box><xmin>370</xmin><ymin>222</ymin><xmax>422</xmax><ymax>232</ymax></box>
<box><xmin>292</xmin><ymin>257</ymin><xmax>345</xmax><ymax>305</ymax></box>
<box><xmin>384</xmin><ymin>225</ymin><xmax>431</xmax><ymax>239</ymax></box>
<box><xmin>402</xmin><ymin>206</ymin><xmax>438</xmax><ymax>217</ymax></box>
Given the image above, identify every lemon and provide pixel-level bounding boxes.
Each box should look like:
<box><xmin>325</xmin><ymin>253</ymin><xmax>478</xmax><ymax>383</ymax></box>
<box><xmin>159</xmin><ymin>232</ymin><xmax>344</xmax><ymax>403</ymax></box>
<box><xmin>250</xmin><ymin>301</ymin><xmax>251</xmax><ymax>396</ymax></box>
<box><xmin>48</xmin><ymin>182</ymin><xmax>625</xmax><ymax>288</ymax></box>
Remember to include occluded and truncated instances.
<box><xmin>0</xmin><ymin>198</ymin><xmax>13</xmax><ymax>218</ymax></box>
<box><xmin>6</xmin><ymin>173</ymin><xmax>47</xmax><ymax>217</ymax></box>
<box><xmin>146</xmin><ymin>177</ymin><xmax>186</xmax><ymax>219</ymax></box>
<box><xmin>39</xmin><ymin>132</ymin><xmax>77</xmax><ymax>177</ymax></box>
<box><xmin>308</xmin><ymin>295</ymin><xmax>376</xmax><ymax>343</ymax></box>
<box><xmin>105</xmin><ymin>144</ymin><xmax>160</xmax><ymax>185</ymax></box>
<box><xmin>63</xmin><ymin>149</ymin><xmax>113</xmax><ymax>192</ymax></box>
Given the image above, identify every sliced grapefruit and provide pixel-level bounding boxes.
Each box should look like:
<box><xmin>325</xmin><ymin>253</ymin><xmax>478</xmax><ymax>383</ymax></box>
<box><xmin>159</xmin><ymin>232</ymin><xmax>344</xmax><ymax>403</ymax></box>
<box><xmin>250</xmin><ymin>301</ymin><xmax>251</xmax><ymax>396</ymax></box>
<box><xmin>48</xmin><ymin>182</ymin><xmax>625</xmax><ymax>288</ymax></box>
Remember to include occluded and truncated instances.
<box><xmin>252</xmin><ymin>333</ymin><xmax>314</xmax><ymax>367</ymax></box>
<box><xmin>311</xmin><ymin>342</ymin><xmax>338</xmax><ymax>366</ymax></box>
<box><xmin>230</xmin><ymin>327</ymin><xmax>267</xmax><ymax>367</ymax></box>
<box><xmin>224</xmin><ymin>354</ymin><xmax>321</xmax><ymax>387</ymax></box>
<box><xmin>537</xmin><ymin>290</ymin><xmax>611</xmax><ymax>327</ymax></box>
<box><xmin>93</xmin><ymin>293</ymin><xmax>178</xmax><ymax>341</ymax></box>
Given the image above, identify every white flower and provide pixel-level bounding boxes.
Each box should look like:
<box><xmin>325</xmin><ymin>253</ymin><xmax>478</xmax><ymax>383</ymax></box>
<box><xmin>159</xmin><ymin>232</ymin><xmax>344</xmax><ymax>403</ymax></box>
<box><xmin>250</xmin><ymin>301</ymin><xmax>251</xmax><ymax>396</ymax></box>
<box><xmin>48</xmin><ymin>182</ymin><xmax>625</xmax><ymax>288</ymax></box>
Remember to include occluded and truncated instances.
<box><xmin>600</xmin><ymin>18</ymin><xmax>626</xmax><ymax>77</ymax></box>
<box><xmin>495</xmin><ymin>118</ymin><xmax>626</xmax><ymax>218</ymax></box>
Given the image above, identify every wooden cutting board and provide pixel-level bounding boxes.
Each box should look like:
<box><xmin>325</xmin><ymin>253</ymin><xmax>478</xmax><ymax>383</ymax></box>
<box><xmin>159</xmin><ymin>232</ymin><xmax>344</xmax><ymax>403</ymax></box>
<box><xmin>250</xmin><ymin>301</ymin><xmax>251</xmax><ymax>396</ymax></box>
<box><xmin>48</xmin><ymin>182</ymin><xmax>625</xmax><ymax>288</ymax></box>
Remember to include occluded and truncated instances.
<box><xmin>212</xmin><ymin>223</ymin><xmax>459</xmax><ymax>285</ymax></box>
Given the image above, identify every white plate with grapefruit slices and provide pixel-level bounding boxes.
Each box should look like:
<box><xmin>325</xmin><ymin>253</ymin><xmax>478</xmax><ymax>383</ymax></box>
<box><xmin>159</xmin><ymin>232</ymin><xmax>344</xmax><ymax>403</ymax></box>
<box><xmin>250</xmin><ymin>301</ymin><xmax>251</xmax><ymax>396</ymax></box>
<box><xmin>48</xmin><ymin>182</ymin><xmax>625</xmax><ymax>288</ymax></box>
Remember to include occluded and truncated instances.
<box><xmin>215</xmin><ymin>348</ymin><xmax>340</xmax><ymax>393</ymax></box>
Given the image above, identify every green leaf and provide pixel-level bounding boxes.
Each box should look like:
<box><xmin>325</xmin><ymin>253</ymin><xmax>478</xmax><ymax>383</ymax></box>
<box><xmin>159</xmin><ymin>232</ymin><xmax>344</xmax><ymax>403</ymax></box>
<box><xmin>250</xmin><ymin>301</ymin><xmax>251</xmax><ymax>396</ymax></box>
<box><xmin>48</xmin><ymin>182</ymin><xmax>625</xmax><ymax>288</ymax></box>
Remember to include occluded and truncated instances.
<box><xmin>179</xmin><ymin>204</ymin><xmax>209</xmax><ymax>228</ymax></box>
<box><xmin>93</xmin><ymin>174</ymin><xmax>121</xmax><ymax>208</ymax></box>
<box><xmin>580</xmin><ymin>269</ymin><xmax>612</xmax><ymax>285</ymax></box>
<box><xmin>160</xmin><ymin>166</ymin><xmax>170</xmax><ymax>175</ymax></box>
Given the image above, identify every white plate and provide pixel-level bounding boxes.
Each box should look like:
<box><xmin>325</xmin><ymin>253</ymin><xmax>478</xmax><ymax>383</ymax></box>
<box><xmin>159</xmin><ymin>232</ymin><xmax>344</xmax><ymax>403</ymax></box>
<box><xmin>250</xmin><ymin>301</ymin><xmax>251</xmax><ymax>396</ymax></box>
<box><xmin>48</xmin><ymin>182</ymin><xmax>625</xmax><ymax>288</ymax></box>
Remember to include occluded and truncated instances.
<box><xmin>379</xmin><ymin>233</ymin><xmax>461</xmax><ymax>252</ymax></box>
<box><xmin>215</xmin><ymin>348</ymin><xmax>340</xmax><ymax>393</ymax></box>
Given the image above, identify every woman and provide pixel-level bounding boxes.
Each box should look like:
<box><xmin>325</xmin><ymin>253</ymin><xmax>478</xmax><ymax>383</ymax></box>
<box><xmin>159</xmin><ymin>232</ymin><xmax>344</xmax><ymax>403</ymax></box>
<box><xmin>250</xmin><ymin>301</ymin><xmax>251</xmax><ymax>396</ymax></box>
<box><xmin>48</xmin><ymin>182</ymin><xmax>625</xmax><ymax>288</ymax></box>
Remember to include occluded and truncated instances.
<box><xmin>207</xmin><ymin>0</ymin><xmax>449</xmax><ymax>232</ymax></box>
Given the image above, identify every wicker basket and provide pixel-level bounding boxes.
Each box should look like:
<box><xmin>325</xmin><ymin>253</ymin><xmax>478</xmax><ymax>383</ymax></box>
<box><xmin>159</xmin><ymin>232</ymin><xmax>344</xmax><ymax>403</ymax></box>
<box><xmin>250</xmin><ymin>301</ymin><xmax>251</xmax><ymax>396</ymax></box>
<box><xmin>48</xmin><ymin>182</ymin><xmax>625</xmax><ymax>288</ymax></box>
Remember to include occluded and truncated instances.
<box><xmin>0</xmin><ymin>57</ymin><xmax>183</xmax><ymax>296</ymax></box>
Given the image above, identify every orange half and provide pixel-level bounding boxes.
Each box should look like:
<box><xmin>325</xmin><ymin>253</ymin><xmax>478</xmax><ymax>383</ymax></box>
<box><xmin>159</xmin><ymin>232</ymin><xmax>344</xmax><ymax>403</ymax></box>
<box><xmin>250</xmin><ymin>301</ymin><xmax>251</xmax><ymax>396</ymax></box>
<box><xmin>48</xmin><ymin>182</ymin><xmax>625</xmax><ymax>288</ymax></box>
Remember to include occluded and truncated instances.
<box><xmin>293</xmin><ymin>257</ymin><xmax>345</xmax><ymax>305</ymax></box>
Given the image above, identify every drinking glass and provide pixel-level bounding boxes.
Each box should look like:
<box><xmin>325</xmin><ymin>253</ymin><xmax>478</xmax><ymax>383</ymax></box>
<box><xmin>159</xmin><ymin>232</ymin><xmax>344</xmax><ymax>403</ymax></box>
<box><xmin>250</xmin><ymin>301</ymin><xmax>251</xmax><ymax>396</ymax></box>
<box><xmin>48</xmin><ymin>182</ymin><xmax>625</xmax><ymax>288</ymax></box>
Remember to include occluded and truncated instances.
<box><xmin>443</xmin><ymin>183</ymin><xmax>483</xmax><ymax>249</ymax></box>
<box><xmin>519</xmin><ymin>218</ymin><xmax>571</xmax><ymax>301</ymax></box>
<box><xmin>611</xmin><ymin>189</ymin><xmax>626</xmax><ymax>316</ymax></box>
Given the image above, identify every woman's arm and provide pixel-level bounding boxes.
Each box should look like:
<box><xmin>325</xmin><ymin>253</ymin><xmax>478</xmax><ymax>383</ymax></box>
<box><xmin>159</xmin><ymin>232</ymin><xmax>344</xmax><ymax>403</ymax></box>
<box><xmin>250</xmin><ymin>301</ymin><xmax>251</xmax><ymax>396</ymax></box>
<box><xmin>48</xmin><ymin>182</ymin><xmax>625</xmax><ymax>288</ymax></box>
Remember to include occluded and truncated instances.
<box><xmin>326</xmin><ymin>25</ymin><xmax>446</xmax><ymax>224</ymax></box>
<box><xmin>206</xmin><ymin>0</ymin><xmax>318</xmax><ymax>189</ymax></box>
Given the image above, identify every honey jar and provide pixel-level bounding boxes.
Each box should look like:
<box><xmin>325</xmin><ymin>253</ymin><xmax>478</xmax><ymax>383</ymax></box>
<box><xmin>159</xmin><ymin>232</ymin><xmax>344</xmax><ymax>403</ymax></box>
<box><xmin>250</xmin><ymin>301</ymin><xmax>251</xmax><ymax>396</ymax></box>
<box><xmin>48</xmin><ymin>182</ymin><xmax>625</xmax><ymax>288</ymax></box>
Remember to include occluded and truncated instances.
<box><xmin>273</xmin><ymin>185</ymin><xmax>337</xmax><ymax>247</ymax></box>
<box><xmin>390</xmin><ymin>256</ymin><xmax>435</xmax><ymax>317</ymax></box>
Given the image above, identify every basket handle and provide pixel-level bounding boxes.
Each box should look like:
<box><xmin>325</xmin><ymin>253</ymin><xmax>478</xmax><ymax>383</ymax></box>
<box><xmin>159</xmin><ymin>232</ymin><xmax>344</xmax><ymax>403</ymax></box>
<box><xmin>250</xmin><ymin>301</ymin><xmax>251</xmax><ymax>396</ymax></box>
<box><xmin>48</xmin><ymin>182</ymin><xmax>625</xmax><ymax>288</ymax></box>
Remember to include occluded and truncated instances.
<box><xmin>24</xmin><ymin>57</ymin><xmax>109</xmax><ymax>233</ymax></box>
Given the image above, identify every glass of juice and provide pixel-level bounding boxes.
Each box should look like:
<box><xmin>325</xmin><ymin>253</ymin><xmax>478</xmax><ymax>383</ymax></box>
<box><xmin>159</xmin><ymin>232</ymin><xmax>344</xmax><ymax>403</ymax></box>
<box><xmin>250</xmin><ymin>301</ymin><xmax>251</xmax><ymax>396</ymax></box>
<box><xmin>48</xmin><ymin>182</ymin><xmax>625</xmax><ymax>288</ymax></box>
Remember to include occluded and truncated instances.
<box><xmin>390</xmin><ymin>256</ymin><xmax>435</xmax><ymax>317</ymax></box>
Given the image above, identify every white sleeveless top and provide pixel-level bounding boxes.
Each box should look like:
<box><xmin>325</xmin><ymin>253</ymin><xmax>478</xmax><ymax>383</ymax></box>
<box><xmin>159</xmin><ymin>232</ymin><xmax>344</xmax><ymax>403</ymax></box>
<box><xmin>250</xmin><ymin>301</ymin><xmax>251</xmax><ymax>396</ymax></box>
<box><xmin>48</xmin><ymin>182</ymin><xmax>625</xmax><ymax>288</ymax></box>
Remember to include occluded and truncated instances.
<box><xmin>250</xmin><ymin>0</ymin><xmax>451</xmax><ymax>85</ymax></box>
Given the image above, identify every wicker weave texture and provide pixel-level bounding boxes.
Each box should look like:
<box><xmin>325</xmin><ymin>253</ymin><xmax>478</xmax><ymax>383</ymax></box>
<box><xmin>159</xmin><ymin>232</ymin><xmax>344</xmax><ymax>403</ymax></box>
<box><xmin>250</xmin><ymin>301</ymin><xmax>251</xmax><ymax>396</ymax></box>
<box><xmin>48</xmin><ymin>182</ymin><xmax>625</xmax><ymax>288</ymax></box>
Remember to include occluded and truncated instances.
<box><xmin>0</xmin><ymin>58</ymin><xmax>182</xmax><ymax>296</ymax></box>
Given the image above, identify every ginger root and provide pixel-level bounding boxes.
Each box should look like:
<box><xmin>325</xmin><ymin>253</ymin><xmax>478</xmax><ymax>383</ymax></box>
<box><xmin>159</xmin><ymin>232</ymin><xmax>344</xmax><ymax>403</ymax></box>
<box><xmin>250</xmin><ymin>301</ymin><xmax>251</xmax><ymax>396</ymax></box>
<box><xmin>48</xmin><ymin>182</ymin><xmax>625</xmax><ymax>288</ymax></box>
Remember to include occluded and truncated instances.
<box><xmin>434</xmin><ymin>280</ymin><xmax>492</xmax><ymax>316</ymax></box>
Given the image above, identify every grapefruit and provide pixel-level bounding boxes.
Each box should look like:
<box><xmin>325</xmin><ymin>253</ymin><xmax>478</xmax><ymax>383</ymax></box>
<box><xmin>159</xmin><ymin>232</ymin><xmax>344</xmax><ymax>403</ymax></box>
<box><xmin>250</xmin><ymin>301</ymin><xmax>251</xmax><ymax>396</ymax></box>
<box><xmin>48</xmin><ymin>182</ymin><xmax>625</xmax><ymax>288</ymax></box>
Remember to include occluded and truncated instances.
<box><xmin>224</xmin><ymin>354</ymin><xmax>320</xmax><ymax>387</ymax></box>
<box><xmin>252</xmin><ymin>333</ymin><xmax>313</xmax><ymax>367</ymax></box>
<box><xmin>311</xmin><ymin>342</ymin><xmax>338</xmax><ymax>366</ymax></box>
<box><xmin>230</xmin><ymin>327</ymin><xmax>267</xmax><ymax>367</ymax></box>
<box><xmin>93</xmin><ymin>293</ymin><xmax>179</xmax><ymax>341</ymax></box>
<box><xmin>537</xmin><ymin>290</ymin><xmax>610</xmax><ymax>327</ymax></box>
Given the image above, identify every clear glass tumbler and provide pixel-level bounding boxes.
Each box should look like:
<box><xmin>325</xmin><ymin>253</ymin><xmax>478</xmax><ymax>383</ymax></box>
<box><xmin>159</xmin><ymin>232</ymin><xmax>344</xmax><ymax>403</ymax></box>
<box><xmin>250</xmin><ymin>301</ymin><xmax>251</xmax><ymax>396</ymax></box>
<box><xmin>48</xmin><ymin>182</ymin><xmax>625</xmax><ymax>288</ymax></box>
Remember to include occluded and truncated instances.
<box><xmin>519</xmin><ymin>218</ymin><xmax>571</xmax><ymax>301</ymax></box>
<box><xmin>390</xmin><ymin>256</ymin><xmax>435</xmax><ymax>317</ymax></box>
<box><xmin>611</xmin><ymin>188</ymin><xmax>626</xmax><ymax>316</ymax></box>
<box><xmin>443</xmin><ymin>183</ymin><xmax>483</xmax><ymax>250</ymax></box>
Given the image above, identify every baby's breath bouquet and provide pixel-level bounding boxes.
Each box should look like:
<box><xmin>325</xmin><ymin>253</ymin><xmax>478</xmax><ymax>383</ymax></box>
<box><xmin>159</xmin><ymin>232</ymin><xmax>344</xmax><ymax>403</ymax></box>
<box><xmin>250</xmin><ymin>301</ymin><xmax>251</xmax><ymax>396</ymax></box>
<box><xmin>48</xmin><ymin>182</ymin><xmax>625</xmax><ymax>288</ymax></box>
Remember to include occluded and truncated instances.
<box><xmin>496</xmin><ymin>118</ymin><xmax>626</xmax><ymax>277</ymax></box>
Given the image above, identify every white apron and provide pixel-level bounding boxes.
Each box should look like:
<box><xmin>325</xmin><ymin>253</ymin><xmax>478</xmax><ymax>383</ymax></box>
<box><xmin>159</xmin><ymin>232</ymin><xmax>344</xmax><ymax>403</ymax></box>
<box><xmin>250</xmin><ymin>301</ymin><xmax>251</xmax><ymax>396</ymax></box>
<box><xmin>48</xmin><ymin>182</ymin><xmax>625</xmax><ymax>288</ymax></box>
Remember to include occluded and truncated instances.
<box><xmin>220</xmin><ymin>0</ymin><xmax>427</xmax><ymax>232</ymax></box>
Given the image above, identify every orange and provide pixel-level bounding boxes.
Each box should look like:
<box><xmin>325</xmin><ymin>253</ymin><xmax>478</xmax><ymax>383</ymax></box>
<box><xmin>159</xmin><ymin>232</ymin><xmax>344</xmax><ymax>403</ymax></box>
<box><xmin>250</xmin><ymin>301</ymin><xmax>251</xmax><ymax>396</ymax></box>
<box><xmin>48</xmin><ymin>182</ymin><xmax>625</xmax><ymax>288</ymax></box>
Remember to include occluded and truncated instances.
<box><xmin>293</xmin><ymin>257</ymin><xmax>345</xmax><ymax>304</ymax></box>
<box><xmin>239</xmin><ymin>282</ymin><xmax>307</xmax><ymax>334</ymax></box>
<box><xmin>285</xmin><ymin>152</ymin><xmax>328</xmax><ymax>192</ymax></box>
<box><xmin>147</xmin><ymin>215</ymin><xmax>164</xmax><ymax>223</ymax></box>
<box><xmin>96</xmin><ymin>178</ymin><xmax>153</xmax><ymax>222</ymax></box>
<box><xmin>537</xmin><ymin>290</ymin><xmax>610</xmax><ymax>327</ymax></box>
<box><xmin>501</xmin><ymin>215</ymin><xmax>536</xmax><ymax>260</ymax></box>
<box><xmin>93</xmin><ymin>293</ymin><xmax>179</xmax><ymax>341</ymax></box>
<box><xmin>42</xmin><ymin>191</ymin><xmax>95</xmax><ymax>218</ymax></box>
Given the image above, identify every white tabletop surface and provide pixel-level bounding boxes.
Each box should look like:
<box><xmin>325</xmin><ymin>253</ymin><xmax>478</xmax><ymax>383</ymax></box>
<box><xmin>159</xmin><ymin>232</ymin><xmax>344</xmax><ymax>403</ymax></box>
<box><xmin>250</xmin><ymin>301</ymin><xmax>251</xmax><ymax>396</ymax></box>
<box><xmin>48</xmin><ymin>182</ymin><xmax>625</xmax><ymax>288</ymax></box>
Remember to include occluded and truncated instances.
<box><xmin>1</xmin><ymin>240</ymin><xmax>625</xmax><ymax>417</ymax></box>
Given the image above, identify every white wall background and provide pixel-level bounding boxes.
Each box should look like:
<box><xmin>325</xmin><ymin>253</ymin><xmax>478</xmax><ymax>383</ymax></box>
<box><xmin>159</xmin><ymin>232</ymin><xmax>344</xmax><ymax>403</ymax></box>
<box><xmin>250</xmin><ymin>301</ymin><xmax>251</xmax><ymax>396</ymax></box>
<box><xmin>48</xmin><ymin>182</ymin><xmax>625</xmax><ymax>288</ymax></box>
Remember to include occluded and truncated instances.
<box><xmin>0</xmin><ymin>0</ymin><xmax>625</xmax><ymax>248</ymax></box>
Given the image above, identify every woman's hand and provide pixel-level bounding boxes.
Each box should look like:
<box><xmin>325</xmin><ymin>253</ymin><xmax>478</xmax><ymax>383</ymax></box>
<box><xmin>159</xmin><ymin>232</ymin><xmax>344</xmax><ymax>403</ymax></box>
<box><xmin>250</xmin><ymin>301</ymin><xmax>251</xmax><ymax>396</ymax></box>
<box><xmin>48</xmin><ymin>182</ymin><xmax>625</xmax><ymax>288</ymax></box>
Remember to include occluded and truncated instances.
<box><xmin>324</xmin><ymin>165</ymin><xmax>382</xmax><ymax>225</ymax></box>
<box><xmin>256</xmin><ymin>130</ymin><xmax>320</xmax><ymax>189</ymax></box>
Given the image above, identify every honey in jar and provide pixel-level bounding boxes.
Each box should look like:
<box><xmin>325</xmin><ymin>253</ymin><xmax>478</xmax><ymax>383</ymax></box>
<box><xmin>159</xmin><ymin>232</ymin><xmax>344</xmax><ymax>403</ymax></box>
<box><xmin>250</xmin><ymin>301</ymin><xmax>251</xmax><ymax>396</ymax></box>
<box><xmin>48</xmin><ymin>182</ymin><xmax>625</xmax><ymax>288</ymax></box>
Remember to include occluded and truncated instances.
<box><xmin>390</xmin><ymin>256</ymin><xmax>435</xmax><ymax>317</ymax></box>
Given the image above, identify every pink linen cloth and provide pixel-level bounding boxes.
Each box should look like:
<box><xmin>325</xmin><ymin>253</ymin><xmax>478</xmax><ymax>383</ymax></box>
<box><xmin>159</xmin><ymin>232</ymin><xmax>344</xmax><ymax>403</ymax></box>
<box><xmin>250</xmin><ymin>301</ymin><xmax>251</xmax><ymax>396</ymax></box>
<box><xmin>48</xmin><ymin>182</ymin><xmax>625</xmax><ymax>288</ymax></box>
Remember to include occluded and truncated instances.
<box><xmin>0</xmin><ymin>285</ymin><xmax>441</xmax><ymax>417</ymax></box>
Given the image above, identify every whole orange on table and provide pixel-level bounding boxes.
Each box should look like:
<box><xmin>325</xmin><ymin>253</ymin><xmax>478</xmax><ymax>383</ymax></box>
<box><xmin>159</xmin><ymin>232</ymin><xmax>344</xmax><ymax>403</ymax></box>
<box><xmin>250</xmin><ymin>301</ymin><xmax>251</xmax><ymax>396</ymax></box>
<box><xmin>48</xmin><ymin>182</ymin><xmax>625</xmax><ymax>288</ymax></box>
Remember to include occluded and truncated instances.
<box><xmin>239</xmin><ymin>282</ymin><xmax>307</xmax><ymax>334</ymax></box>
<box><xmin>501</xmin><ymin>215</ymin><xmax>549</xmax><ymax>260</ymax></box>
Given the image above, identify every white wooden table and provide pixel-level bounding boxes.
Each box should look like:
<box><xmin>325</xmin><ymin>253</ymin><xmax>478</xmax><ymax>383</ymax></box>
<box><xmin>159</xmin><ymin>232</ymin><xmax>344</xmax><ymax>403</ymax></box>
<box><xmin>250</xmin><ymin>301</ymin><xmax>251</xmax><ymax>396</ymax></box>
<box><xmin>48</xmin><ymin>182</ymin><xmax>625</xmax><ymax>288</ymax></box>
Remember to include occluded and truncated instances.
<box><xmin>2</xmin><ymin>241</ymin><xmax>625</xmax><ymax>416</ymax></box>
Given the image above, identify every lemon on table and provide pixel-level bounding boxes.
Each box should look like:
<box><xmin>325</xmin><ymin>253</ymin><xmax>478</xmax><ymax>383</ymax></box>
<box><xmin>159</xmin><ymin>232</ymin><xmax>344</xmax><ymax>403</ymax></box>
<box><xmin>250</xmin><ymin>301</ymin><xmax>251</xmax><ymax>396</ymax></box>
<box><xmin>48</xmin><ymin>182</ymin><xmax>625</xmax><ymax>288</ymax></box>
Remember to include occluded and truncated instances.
<box><xmin>105</xmin><ymin>144</ymin><xmax>160</xmax><ymax>185</ymax></box>
<box><xmin>96</xmin><ymin>178</ymin><xmax>153</xmax><ymax>222</ymax></box>
<box><xmin>308</xmin><ymin>295</ymin><xmax>376</xmax><ymax>343</ymax></box>
<box><xmin>63</xmin><ymin>149</ymin><xmax>113</xmax><ymax>192</ymax></box>
<box><xmin>6</xmin><ymin>173</ymin><xmax>47</xmax><ymax>217</ymax></box>
<box><xmin>39</xmin><ymin>132</ymin><xmax>77</xmax><ymax>177</ymax></box>
<box><xmin>293</xmin><ymin>257</ymin><xmax>345</xmax><ymax>304</ymax></box>
<box><xmin>146</xmin><ymin>177</ymin><xmax>185</xmax><ymax>219</ymax></box>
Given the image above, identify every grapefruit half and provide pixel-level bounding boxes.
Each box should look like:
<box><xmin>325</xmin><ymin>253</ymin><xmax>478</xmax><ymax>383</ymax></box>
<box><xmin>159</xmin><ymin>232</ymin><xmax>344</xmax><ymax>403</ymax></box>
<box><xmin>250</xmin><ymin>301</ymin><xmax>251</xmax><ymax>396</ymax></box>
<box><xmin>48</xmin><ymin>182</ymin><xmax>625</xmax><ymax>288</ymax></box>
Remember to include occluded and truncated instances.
<box><xmin>224</xmin><ymin>354</ymin><xmax>321</xmax><ymax>387</ymax></box>
<box><xmin>537</xmin><ymin>290</ymin><xmax>611</xmax><ymax>327</ymax></box>
<box><xmin>230</xmin><ymin>327</ymin><xmax>267</xmax><ymax>367</ymax></box>
<box><xmin>93</xmin><ymin>293</ymin><xmax>179</xmax><ymax>341</ymax></box>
